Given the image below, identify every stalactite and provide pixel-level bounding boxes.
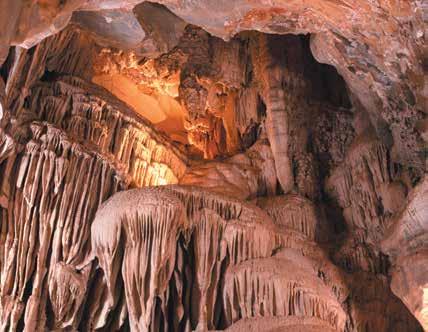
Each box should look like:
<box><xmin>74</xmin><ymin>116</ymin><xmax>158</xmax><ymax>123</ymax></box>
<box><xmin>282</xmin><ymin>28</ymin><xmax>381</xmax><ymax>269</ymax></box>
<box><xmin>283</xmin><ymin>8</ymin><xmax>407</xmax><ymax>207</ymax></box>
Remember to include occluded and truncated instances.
<box><xmin>0</xmin><ymin>122</ymin><xmax>129</xmax><ymax>330</ymax></box>
<box><xmin>223</xmin><ymin>252</ymin><xmax>347</xmax><ymax>331</ymax></box>
<box><xmin>89</xmin><ymin>186</ymin><xmax>351</xmax><ymax>331</ymax></box>
<box><xmin>0</xmin><ymin>12</ymin><xmax>423</xmax><ymax>331</ymax></box>
<box><xmin>92</xmin><ymin>189</ymin><xmax>186</xmax><ymax>331</ymax></box>
<box><xmin>188</xmin><ymin>209</ymin><xmax>225</xmax><ymax>330</ymax></box>
<box><xmin>324</xmin><ymin>128</ymin><xmax>422</xmax><ymax>331</ymax></box>
<box><xmin>326</xmin><ymin>130</ymin><xmax>395</xmax><ymax>239</ymax></box>
<box><xmin>27</xmin><ymin>76</ymin><xmax>187</xmax><ymax>186</ymax></box>
<box><xmin>0</xmin><ymin>72</ymin><xmax>188</xmax><ymax>329</ymax></box>
<box><xmin>251</xmin><ymin>34</ymin><xmax>293</xmax><ymax>194</ymax></box>
<box><xmin>5</xmin><ymin>26</ymin><xmax>95</xmax><ymax>117</ymax></box>
<box><xmin>255</xmin><ymin>194</ymin><xmax>321</xmax><ymax>241</ymax></box>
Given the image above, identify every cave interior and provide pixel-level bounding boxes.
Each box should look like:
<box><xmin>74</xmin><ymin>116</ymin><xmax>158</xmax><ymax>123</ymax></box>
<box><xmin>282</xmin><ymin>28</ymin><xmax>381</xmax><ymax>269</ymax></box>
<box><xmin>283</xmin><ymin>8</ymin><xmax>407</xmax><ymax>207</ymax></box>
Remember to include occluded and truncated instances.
<box><xmin>0</xmin><ymin>1</ymin><xmax>426</xmax><ymax>331</ymax></box>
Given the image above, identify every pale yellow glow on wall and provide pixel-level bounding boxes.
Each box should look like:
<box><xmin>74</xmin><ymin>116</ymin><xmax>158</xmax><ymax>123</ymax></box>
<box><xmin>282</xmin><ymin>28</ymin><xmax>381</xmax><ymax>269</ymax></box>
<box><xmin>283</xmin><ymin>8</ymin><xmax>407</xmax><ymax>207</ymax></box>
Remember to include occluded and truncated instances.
<box><xmin>93</xmin><ymin>74</ymin><xmax>167</xmax><ymax>123</ymax></box>
<box><xmin>93</xmin><ymin>73</ymin><xmax>187</xmax><ymax>143</ymax></box>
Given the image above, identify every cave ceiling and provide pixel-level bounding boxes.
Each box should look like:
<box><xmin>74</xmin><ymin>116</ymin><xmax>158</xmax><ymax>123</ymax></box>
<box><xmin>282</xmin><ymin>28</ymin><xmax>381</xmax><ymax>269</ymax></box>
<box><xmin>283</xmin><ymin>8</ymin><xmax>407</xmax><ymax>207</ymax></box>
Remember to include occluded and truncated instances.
<box><xmin>0</xmin><ymin>1</ymin><xmax>426</xmax><ymax>331</ymax></box>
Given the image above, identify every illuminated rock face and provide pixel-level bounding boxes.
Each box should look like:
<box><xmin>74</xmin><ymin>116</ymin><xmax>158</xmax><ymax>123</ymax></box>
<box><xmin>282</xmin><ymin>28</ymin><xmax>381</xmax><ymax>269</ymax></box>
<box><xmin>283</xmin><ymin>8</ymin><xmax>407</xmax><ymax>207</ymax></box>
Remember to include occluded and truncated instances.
<box><xmin>0</xmin><ymin>74</ymin><xmax>187</xmax><ymax>330</ymax></box>
<box><xmin>0</xmin><ymin>2</ymin><xmax>426</xmax><ymax>331</ymax></box>
<box><xmin>0</xmin><ymin>0</ymin><xmax>425</xmax><ymax>173</ymax></box>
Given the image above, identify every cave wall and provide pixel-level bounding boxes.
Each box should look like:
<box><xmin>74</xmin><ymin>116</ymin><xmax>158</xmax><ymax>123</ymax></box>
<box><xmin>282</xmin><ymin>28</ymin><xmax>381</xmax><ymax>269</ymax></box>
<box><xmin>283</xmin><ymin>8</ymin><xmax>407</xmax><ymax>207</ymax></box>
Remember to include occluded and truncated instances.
<box><xmin>0</xmin><ymin>1</ymin><xmax>425</xmax><ymax>174</ymax></box>
<box><xmin>0</xmin><ymin>1</ymin><xmax>426</xmax><ymax>331</ymax></box>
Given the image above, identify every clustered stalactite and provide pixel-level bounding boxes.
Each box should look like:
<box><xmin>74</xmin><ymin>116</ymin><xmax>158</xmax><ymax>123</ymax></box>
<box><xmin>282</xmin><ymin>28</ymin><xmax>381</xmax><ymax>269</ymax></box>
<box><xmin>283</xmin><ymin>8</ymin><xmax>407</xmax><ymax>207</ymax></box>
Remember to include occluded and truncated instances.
<box><xmin>0</xmin><ymin>3</ymin><xmax>426</xmax><ymax>330</ymax></box>
<box><xmin>89</xmin><ymin>186</ymin><xmax>348</xmax><ymax>332</ymax></box>
<box><xmin>0</xmin><ymin>122</ymin><xmax>127</xmax><ymax>330</ymax></box>
<box><xmin>93</xmin><ymin>28</ymin><xmax>353</xmax><ymax>201</ymax></box>
<box><xmin>0</xmin><ymin>114</ymin><xmax>185</xmax><ymax>330</ymax></box>
<box><xmin>0</xmin><ymin>32</ymin><xmax>188</xmax><ymax>328</ymax></box>
<box><xmin>28</xmin><ymin>76</ymin><xmax>187</xmax><ymax>186</ymax></box>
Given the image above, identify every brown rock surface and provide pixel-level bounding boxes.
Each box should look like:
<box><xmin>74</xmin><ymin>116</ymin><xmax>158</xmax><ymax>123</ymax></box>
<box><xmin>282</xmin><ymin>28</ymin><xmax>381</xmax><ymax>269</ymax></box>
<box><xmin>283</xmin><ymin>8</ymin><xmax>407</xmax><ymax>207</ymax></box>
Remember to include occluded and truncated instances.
<box><xmin>0</xmin><ymin>1</ymin><xmax>426</xmax><ymax>331</ymax></box>
<box><xmin>1</xmin><ymin>0</ymin><xmax>425</xmax><ymax>170</ymax></box>
<box><xmin>382</xmin><ymin>176</ymin><xmax>428</xmax><ymax>329</ymax></box>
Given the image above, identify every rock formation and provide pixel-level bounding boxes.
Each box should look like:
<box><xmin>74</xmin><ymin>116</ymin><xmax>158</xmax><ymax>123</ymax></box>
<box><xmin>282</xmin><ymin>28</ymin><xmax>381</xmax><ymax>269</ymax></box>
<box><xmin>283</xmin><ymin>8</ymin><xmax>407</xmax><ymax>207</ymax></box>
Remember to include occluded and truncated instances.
<box><xmin>0</xmin><ymin>1</ymin><xmax>426</xmax><ymax>331</ymax></box>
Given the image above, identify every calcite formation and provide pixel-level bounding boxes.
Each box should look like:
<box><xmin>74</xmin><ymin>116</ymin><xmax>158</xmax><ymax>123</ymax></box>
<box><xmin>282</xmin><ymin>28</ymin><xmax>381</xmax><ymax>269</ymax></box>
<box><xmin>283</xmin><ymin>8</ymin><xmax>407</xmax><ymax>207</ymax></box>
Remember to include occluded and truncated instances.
<box><xmin>90</xmin><ymin>186</ymin><xmax>347</xmax><ymax>331</ymax></box>
<box><xmin>0</xmin><ymin>1</ymin><xmax>426</xmax><ymax>331</ymax></box>
<box><xmin>382</xmin><ymin>176</ymin><xmax>428</xmax><ymax>329</ymax></box>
